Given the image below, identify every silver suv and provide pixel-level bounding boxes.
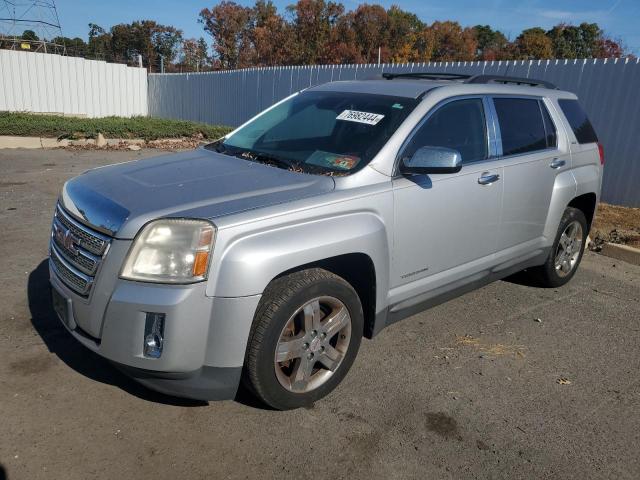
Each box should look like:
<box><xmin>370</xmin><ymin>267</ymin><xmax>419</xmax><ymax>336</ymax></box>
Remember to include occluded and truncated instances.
<box><xmin>49</xmin><ymin>73</ymin><xmax>603</xmax><ymax>410</ymax></box>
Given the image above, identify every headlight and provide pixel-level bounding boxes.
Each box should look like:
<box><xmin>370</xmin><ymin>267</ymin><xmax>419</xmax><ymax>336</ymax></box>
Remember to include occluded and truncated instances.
<box><xmin>120</xmin><ymin>219</ymin><xmax>216</xmax><ymax>283</ymax></box>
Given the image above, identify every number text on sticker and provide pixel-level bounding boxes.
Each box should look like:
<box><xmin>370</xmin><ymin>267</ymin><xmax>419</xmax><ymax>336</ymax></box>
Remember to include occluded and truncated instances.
<box><xmin>336</xmin><ymin>110</ymin><xmax>385</xmax><ymax>125</ymax></box>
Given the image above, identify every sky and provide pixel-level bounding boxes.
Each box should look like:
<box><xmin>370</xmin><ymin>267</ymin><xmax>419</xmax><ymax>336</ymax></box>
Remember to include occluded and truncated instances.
<box><xmin>49</xmin><ymin>0</ymin><xmax>640</xmax><ymax>54</ymax></box>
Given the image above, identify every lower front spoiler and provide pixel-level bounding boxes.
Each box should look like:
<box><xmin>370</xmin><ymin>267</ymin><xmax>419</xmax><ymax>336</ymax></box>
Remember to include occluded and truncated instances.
<box><xmin>113</xmin><ymin>362</ymin><xmax>242</xmax><ymax>401</ymax></box>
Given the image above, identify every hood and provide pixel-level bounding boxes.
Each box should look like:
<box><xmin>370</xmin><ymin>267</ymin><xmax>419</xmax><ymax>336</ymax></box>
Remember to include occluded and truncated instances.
<box><xmin>60</xmin><ymin>148</ymin><xmax>335</xmax><ymax>238</ymax></box>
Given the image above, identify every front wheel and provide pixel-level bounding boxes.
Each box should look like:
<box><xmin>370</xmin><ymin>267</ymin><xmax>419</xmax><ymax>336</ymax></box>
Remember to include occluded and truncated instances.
<box><xmin>531</xmin><ymin>207</ymin><xmax>588</xmax><ymax>287</ymax></box>
<box><xmin>243</xmin><ymin>269</ymin><xmax>363</xmax><ymax>410</ymax></box>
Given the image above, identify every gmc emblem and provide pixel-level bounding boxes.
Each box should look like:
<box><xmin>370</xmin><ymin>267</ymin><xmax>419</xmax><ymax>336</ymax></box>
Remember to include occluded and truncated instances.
<box><xmin>54</xmin><ymin>223</ymin><xmax>80</xmax><ymax>254</ymax></box>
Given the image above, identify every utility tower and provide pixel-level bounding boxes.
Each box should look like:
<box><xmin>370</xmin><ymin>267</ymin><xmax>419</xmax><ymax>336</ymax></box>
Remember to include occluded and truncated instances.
<box><xmin>0</xmin><ymin>0</ymin><xmax>65</xmax><ymax>53</ymax></box>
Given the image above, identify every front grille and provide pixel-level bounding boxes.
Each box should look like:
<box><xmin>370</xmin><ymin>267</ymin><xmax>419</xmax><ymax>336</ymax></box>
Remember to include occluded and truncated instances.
<box><xmin>50</xmin><ymin>246</ymin><xmax>92</xmax><ymax>296</ymax></box>
<box><xmin>50</xmin><ymin>204</ymin><xmax>112</xmax><ymax>296</ymax></box>
<box><xmin>52</xmin><ymin>220</ymin><xmax>100</xmax><ymax>274</ymax></box>
<box><xmin>54</xmin><ymin>206</ymin><xmax>109</xmax><ymax>255</ymax></box>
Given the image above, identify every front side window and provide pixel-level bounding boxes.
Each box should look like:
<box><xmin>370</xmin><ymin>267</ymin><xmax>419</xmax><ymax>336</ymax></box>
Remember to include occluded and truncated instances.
<box><xmin>215</xmin><ymin>91</ymin><xmax>418</xmax><ymax>175</ymax></box>
<box><xmin>494</xmin><ymin>97</ymin><xmax>549</xmax><ymax>156</ymax></box>
<box><xmin>402</xmin><ymin>98</ymin><xmax>488</xmax><ymax>164</ymax></box>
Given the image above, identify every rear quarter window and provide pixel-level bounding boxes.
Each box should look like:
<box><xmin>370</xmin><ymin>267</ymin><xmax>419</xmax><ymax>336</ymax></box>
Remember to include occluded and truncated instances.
<box><xmin>558</xmin><ymin>99</ymin><xmax>598</xmax><ymax>144</ymax></box>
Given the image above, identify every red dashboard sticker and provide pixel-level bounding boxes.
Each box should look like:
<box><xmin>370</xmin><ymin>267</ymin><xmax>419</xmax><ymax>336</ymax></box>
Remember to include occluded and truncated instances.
<box><xmin>307</xmin><ymin>151</ymin><xmax>361</xmax><ymax>170</ymax></box>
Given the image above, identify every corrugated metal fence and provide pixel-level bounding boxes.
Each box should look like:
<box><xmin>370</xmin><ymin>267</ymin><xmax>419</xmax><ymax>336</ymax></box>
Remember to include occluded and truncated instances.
<box><xmin>0</xmin><ymin>50</ymin><xmax>147</xmax><ymax>117</ymax></box>
<box><xmin>149</xmin><ymin>59</ymin><xmax>640</xmax><ymax>207</ymax></box>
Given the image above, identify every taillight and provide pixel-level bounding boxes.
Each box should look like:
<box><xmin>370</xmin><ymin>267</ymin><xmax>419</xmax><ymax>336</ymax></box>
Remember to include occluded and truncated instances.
<box><xmin>598</xmin><ymin>143</ymin><xmax>605</xmax><ymax>166</ymax></box>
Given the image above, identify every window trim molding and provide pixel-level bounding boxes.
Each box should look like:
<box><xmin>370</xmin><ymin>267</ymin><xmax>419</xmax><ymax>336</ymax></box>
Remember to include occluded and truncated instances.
<box><xmin>538</xmin><ymin>98</ymin><xmax>558</xmax><ymax>149</ymax></box>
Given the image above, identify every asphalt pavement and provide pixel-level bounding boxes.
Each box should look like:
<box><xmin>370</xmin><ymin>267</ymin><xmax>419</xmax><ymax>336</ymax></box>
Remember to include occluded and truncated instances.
<box><xmin>1</xmin><ymin>148</ymin><xmax>639</xmax><ymax>480</ymax></box>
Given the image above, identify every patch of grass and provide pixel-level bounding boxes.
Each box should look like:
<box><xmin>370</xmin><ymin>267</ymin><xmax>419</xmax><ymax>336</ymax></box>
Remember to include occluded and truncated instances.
<box><xmin>0</xmin><ymin>112</ymin><xmax>232</xmax><ymax>141</ymax></box>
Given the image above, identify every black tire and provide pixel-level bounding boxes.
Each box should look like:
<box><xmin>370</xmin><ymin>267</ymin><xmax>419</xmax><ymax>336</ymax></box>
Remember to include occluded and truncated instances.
<box><xmin>243</xmin><ymin>268</ymin><xmax>364</xmax><ymax>410</ymax></box>
<box><xmin>529</xmin><ymin>207</ymin><xmax>588</xmax><ymax>288</ymax></box>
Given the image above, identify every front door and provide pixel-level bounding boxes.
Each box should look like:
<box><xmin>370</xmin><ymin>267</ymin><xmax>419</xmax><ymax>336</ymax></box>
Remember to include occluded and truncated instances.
<box><xmin>390</xmin><ymin>97</ymin><xmax>503</xmax><ymax>308</ymax></box>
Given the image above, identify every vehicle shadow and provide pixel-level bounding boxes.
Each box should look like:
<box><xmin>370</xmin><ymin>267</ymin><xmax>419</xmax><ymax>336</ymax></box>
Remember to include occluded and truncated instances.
<box><xmin>28</xmin><ymin>259</ymin><xmax>206</xmax><ymax>407</ymax></box>
<box><xmin>502</xmin><ymin>269</ymin><xmax>546</xmax><ymax>288</ymax></box>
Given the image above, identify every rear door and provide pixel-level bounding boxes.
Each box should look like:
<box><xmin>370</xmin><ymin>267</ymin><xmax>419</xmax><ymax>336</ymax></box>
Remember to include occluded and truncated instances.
<box><xmin>491</xmin><ymin>96</ymin><xmax>567</xmax><ymax>257</ymax></box>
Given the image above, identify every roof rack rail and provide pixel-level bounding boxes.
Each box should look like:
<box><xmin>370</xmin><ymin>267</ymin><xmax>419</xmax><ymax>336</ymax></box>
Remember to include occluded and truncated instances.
<box><xmin>382</xmin><ymin>72</ymin><xmax>472</xmax><ymax>81</ymax></box>
<box><xmin>465</xmin><ymin>75</ymin><xmax>557</xmax><ymax>89</ymax></box>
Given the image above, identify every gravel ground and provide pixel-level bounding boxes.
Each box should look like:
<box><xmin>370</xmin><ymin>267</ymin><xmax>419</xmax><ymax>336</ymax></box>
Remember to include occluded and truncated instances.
<box><xmin>1</xmin><ymin>148</ymin><xmax>639</xmax><ymax>480</ymax></box>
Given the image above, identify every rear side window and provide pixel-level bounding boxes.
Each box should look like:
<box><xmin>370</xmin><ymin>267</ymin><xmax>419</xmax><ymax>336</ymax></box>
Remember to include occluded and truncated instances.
<box><xmin>493</xmin><ymin>98</ymin><xmax>548</xmax><ymax>156</ymax></box>
<box><xmin>404</xmin><ymin>98</ymin><xmax>487</xmax><ymax>164</ymax></box>
<box><xmin>558</xmin><ymin>99</ymin><xmax>598</xmax><ymax>144</ymax></box>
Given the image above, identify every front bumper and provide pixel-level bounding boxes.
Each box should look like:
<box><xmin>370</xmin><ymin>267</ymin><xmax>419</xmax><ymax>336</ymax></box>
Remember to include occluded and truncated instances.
<box><xmin>113</xmin><ymin>363</ymin><xmax>242</xmax><ymax>401</ymax></box>
<box><xmin>49</xmin><ymin>260</ymin><xmax>261</xmax><ymax>401</ymax></box>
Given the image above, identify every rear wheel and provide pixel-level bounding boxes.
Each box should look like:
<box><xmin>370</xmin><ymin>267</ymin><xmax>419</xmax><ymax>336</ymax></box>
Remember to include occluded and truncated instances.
<box><xmin>244</xmin><ymin>268</ymin><xmax>363</xmax><ymax>410</ymax></box>
<box><xmin>530</xmin><ymin>207</ymin><xmax>588</xmax><ymax>287</ymax></box>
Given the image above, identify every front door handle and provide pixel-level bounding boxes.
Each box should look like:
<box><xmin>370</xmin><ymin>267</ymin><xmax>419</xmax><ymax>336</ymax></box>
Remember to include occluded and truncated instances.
<box><xmin>550</xmin><ymin>158</ymin><xmax>566</xmax><ymax>169</ymax></box>
<box><xmin>478</xmin><ymin>173</ymin><xmax>500</xmax><ymax>185</ymax></box>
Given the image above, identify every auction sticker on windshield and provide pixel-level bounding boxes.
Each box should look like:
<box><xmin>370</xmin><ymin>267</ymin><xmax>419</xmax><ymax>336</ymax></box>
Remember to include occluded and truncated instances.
<box><xmin>307</xmin><ymin>151</ymin><xmax>361</xmax><ymax>170</ymax></box>
<box><xmin>336</xmin><ymin>110</ymin><xmax>385</xmax><ymax>125</ymax></box>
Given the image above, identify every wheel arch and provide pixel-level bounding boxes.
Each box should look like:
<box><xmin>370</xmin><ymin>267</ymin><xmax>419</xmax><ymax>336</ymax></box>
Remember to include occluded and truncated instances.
<box><xmin>543</xmin><ymin>169</ymin><xmax>578</xmax><ymax>242</ymax></box>
<box><xmin>206</xmin><ymin>212</ymin><xmax>390</xmax><ymax>339</ymax></box>
<box><xmin>567</xmin><ymin>192</ymin><xmax>597</xmax><ymax>231</ymax></box>
<box><xmin>273</xmin><ymin>253</ymin><xmax>378</xmax><ymax>338</ymax></box>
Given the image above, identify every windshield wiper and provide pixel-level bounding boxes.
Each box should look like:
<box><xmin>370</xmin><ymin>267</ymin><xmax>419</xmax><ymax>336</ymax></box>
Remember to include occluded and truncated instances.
<box><xmin>208</xmin><ymin>143</ymin><xmax>303</xmax><ymax>172</ymax></box>
<box><xmin>204</xmin><ymin>139</ymin><xmax>227</xmax><ymax>153</ymax></box>
<box><xmin>235</xmin><ymin>149</ymin><xmax>296</xmax><ymax>171</ymax></box>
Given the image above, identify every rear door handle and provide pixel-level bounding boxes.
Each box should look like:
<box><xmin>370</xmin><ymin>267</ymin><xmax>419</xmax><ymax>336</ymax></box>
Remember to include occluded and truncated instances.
<box><xmin>550</xmin><ymin>158</ymin><xmax>566</xmax><ymax>169</ymax></box>
<box><xmin>478</xmin><ymin>173</ymin><xmax>500</xmax><ymax>185</ymax></box>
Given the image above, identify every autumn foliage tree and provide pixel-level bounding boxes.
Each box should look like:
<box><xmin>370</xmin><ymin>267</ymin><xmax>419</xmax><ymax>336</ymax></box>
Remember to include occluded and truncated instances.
<box><xmin>515</xmin><ymin>27</ymin><xmax>554</xmax><ymax>59</ymax></box>
<box><xmin>353</xmin><ymin>4</ymin><xmax>390</xmax><ymax>63</ymax></box>
<box><xmin>179</xmin><ymin>37</ymin><xmax>210</xmax><ymax>71</ymax></box>
<box><xmin>4</xmin><ymin>0</ymin><xmax>630</xmax><ymax>70</ymax></box>
<box><xmin>251</xmin><ymin>0</ymin><xmax>296</xmax><ymax>66</ymax></box>
<box><xmin>195</xmin><ymin>0</ymin><xmax>628</xmax><ymax>70</ymax></box>
<box><xmin>473</xmin><ymin>25</ymin><xmax>510</xmax><ymax>60</ymax></box>
<box><xmin>387</xmin><ymin>6</ymin><xmax>424</xmax><ymax>63</ymax></box>
<box><xmin>199</xmin><ymin>1</ymin><xmax>252</xmax><ymax>69</ymax></box>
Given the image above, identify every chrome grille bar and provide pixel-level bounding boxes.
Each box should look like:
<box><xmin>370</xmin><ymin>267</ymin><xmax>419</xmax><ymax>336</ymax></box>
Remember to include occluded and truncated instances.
<box><xmin>50</xmin><ymin>203</ymin><xmax>113</xmax><ymax>296</ymax></box>
<box><xmin>51</xmin><ymin>217</ymin><xmax>101</xmax><ymax>275</ymax></box>
<box><xmin>50</xmin><ymin>243</ymin><xmax>93</xmax><ymax>296</ymax></box>
<box><xmin>54</xmin><ymin>205</ymin><xmax>110</xmax><ymax>256</ymax></box>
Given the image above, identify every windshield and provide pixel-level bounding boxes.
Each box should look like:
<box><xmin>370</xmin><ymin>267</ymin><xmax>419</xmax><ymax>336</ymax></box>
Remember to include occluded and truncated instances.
<box><xmin>213</xmin><ymin>91</ymin><xmax>419</xmax><ymax>175</ymax></box>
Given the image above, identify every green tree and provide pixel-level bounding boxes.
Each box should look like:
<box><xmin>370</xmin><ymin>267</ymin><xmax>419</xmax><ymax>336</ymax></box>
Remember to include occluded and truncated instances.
<box><xmin>515</xmin><ymin>27</ymin><xmax>553</xmax><ymax>59</ymax></box>
<box><xmin>86</xmin><ymin>21</ymin><xmax>182</xmax><ymax>70</ymax></box>
<box><xmin>547</xmin><ymin>23</ymin><xmax>600</xmax><ymax>58</ymax></box>
<box><xmin>51</xmin><ymin>36</ymin><xmax>88</xmax><ymax>56</ymax></box>
<box><xmin>473</xmin><ymin>25</ymin><xmax>510</xmax><ymax>60</ymax></box>
<box><xmin>387</xmin><ymin>6</ymin><xmax>424</xmax><ymax>63</ymax></box>
<box><xmin>87</xmin><ymin>23</ymin><xmax>112</xmax><ymax>60</ymax></box>
<box><xmin>20</xmin><ymin>29</ymin><xmax>39</xmax><ymax>42</ymax></box>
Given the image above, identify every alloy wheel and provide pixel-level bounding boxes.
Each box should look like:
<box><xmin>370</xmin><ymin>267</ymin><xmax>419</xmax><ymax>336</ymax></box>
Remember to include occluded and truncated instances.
<box><xmin>554</xmin><ymin>220</ymin><xmax>584</xmax><ymax>278</ymax></box>
<box><xmin>274</xmin><ymin>296</ymin><xmax>352</xmax><ymax>393</ymax></box>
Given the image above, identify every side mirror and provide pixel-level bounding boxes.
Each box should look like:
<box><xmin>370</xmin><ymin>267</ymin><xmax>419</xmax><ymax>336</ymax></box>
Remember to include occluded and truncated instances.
<box><xmin>400</xmin><ymin>146</ymin><xmax>463</xmax><ymax>175</ymax></box>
